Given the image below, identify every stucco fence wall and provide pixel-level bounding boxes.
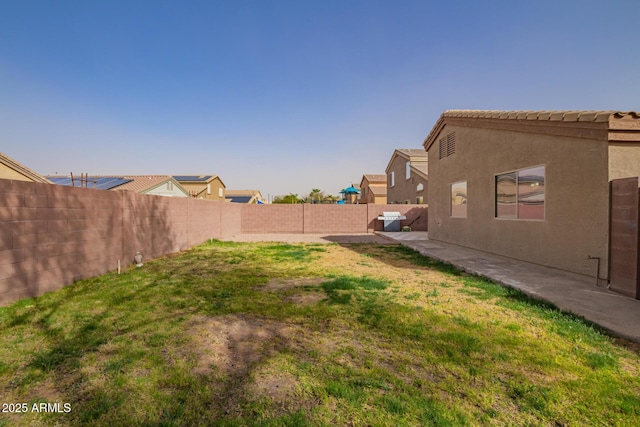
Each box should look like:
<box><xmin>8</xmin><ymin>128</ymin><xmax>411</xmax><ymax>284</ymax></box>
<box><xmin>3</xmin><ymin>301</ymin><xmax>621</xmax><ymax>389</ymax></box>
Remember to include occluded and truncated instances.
<box><xmin>1</xmin><ymin>179</ymin><xmax>427</xmax><ymax>305</ymax></box>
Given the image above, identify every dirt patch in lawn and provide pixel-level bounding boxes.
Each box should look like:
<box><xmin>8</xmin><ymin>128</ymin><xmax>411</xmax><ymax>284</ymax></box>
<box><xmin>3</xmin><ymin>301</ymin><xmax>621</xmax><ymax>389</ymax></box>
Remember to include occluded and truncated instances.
<box><xmin>187</xmin><ymin>314</ymin><xmax>316</xmax><ymax>416</ymax></box>
<box><xmin>188</xmin><ymin>314</ymin><xmax>288</xmax><ymax>376</ymax></box>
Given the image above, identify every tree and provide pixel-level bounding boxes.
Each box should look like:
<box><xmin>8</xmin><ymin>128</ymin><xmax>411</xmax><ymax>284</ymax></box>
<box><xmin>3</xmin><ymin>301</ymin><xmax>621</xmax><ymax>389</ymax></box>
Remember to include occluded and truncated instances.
<box><xmin>307</xmin><ymin>188</ymin><xmax>326</xmax><ymax>204</ymax></box>
<box><xmin>272</xmin><ymin>193</ymin><xmax>302</xmax><ymax>204</ymax></box>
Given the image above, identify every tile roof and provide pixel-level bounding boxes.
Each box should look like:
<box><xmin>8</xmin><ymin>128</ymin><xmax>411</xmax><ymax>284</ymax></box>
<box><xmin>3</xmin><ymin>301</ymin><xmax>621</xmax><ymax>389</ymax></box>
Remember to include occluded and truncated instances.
<box><xmin>439</xmin><ymin>109</ymin><xmax>627</xmax><ymax>122</ymax></box>
<box><xmin>363</xmin><ymin>174</ymin><xmax>387</xmax><ymax>183</ymax></box>
<box><xmin>396</xmin><ymin>148</ymin><xmax>428</xmax><ymax>158</ymax></box>
<box><xmin>410</xmin><ymin>165</ymin><xmax>428</xmax><ymax>180</ymax></box>
<box><xmin>369</xmin><ymin>185</ymin><xmax>388</xmax><ymax>195</ymax></box>
<box><xmin>0</xmin><ymin>152</ymin><xmax>51</xmax><ymax>183</ymax></box>
<box><xmin>113</xmin><ymin>176</ymin><xmax>176</xmax><ymax>193</ymax></box>
<box><xmin>173</xmin><ymin>175</ymin><xmax>218</xmax><ymax>182</ymax></box>
<box><xmin>424</xmin><ymin>109</ymin><xmax>640</xmax><ymax>150</ymax></box>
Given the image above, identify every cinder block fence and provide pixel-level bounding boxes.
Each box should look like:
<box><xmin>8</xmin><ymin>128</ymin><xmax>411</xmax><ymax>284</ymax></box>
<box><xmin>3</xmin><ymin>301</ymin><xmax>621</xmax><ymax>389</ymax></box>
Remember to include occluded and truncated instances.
<box><xmin>0</xmin><ymin>179</ymin><xmax>427</xmax><ymax>305</ymax></box>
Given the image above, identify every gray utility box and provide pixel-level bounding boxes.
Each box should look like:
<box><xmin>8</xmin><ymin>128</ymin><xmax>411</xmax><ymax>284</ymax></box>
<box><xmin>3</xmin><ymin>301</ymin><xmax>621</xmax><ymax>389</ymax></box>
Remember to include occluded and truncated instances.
<box><xmin>377</xmin><ymin>211</ymin><xmax>407</xmax><ymax>232</ymax></box>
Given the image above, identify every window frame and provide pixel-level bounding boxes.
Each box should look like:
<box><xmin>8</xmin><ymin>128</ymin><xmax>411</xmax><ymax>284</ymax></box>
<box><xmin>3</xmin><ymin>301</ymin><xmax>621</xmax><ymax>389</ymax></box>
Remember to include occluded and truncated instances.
<box><xmin>494</xmin><ymin>164</ymin><xmax>545</xmax><ymax>221</ymax></box>
<box><xmin>389</xmin><ymin>171</ymin><xmax>395</xmax><ymax>187</ymax></box>
<box><xmin>450</xmin><ymin>180</ymin><xmax>467</xmax><ymax>218</ymax></box>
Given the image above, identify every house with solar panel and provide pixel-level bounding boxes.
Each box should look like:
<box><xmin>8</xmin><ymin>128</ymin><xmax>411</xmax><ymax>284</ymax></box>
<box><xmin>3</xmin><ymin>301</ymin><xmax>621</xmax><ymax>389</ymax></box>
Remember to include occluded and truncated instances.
<box><xmin>48</xmin><ymin>175</ymin><xmax>190</xmax><ymax>197</ymax></box>
<box><xmin>173</xmin><ymin>175</ymin><xmax>226</xmax><ymax>201</ymax></box>
<box><xmin>0</xmin><ymin>152</ymin><xmax>51</xmax><ymax>184</ymax></box>
<box><xmin>225</xmin><ymin>189</ymin><xmax>264</xmax><ymax>204</ymax></box>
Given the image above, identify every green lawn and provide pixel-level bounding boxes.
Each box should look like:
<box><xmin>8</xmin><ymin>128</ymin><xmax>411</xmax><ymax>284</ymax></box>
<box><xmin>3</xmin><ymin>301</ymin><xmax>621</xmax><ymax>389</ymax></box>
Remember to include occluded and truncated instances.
<box><xmin>1</xmin><ymin>240</ymin><xmax>639</xmax><ymax>426</ymax></box>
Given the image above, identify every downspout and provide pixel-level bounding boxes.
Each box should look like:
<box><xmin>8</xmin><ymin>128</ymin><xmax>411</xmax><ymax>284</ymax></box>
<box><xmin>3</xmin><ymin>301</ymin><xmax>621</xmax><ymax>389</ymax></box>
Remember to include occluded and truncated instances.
<box><xmin>587</xmin><ymin>256</ymin><xmax>607</xmax><ymax>288</ymax></box>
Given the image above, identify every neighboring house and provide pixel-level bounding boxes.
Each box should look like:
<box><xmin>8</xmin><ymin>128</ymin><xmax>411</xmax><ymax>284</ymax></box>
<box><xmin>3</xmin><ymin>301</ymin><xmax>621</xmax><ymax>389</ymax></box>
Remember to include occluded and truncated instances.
<box><xmin>174</xmin><ymin>175</ymin><xmax>226</xmax><ymax>200</ymax></box>
<box><xmin>226</xmin><ymin>190</ymin><xmax>263</xmax><ymax>204</ymax></box>
<box><xmin>385</xmin><ymin>149</ymin><xmax>428</xmax><ymax>204</ymax></box>
<box><xmin>48</xmin><ymin>175</ymin><xmax>190</xmax><ymax>197</ymax></box>
<box><xmin>0</xmin><ymin>152</ymin><xmax>51</xmax><ymax>183</ymax></box>
<box><xmin>114</xmin><ymin>176</ymin><xmax>190</xmax><ymax>197</ymax></box>
<box><xmin>423</xmin><ymin>109</ymin><xmax>640</xmax><ymax>292</ymax></box>
<box><xmin>359</xmin><ymin>174</ymin><xmax>387</xmax><ymax>204</ymax></box>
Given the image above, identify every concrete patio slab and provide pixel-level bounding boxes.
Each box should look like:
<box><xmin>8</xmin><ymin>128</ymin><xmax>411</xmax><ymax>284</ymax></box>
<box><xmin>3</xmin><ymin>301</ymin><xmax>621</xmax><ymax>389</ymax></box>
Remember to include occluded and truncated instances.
<box><xmin>378</xmin><ymin>232</ymin><xmax>640</xmax><ymax>343</ymax></box>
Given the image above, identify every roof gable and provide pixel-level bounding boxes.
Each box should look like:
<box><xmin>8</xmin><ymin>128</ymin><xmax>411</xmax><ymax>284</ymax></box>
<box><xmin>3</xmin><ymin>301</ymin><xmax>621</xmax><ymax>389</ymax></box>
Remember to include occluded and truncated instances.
<box><xmin>360</xmin><ymin>174</ymin><xmax>386</xmax><ymax>187</ymax></box>
<box><xmin>174</xmin><ymin>175</ymin><xmax>226</xmax><ymax>187</ymax></box>
<box><xmin>0</xmin><ymin>152</ymin><xmax>51</xmax><ymax>183</ymax></box>
<box><xmin>385</xmin><ymin>148</ymin><xmax>428</xmax><ymax>173</ymax></box>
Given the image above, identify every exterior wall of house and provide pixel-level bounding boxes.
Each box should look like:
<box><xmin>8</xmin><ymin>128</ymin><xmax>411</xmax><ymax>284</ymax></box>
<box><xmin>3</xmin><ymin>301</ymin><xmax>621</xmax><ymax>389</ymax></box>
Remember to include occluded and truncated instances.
<box><xmin>609</xmin><ymin>143</ymin><xmax>640</xmax><ymax>180</ymax></box>
<box><xmin>427</xmin><ymin>123</ymin><xmax>610</xmax><ymax>277</ymax></box>
<box><xmin>359</xmin><ymin>182</ymin><xmax>387</xmax><ymax>204</ymax></box>
<box><xmin>145</xmin><ymin>180</ymin><xmax>189</xmax><ymax>197</ymax></box>
<box><xmin>373</xmin><ymin>193</ymin><xmax>387</xmax><ymax>204</ymax></box>
<box><xmin>180</xmin><ymin>178</ymin><xmax>225</xmax><ymax>200</ymax></box>
<box><xmin>387</xmin><ymin>156</ymin><xmax>428</xmax><ymax>204</ymax></box>
<box><xmin>0</xmin><ymin>165</ymin><xmax>33</xmax><ymax>182</ymax></box>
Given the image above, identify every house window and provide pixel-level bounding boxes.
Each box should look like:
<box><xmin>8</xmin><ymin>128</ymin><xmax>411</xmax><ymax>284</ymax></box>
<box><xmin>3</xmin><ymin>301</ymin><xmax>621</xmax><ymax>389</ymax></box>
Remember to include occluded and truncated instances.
<box><xmin>451</xmin><ymin>181</ymin><xmax>467</xmax><ymax>218</ymax></box>
<box><xmin>417</xmin><ymin>183</ymin><xmax>424</xmax><ymax>192</ymax></box>
<box><xmin>406</xmin><ymin>161</ymin><xmax>411</xmax><ymax>179</ymax></box>
<box><xmin>439</xmin><ymin>132</ymin><xmax>456</xmax><ymax>159</ymax></box>
<box><xmin>166</xmin><ymin>182</ymin><xmax>173</xmax><ymax>190</ymax></box>
<box><xmin>218</xmin><ymin>187</ymin><xmax>223</xmax><ymax>197</ymax></box>
<box><xmin>416</xmin><ymin>196</ymin><xmax>424</xmax><ymax>204</ymax></box>
<box><xmin>495</xmin><ymin>165</ymin><xmax>545</xmax><ymax>220</ymax></box>
<box><xmin>389</xmin><ymin>172</ymin><xmax>395</xmax><ymax>187</ymax></box>
<box><xmin>207</xmin><ymin>184</ymin><xmax>211</xmax><ymax>195</ymax></box>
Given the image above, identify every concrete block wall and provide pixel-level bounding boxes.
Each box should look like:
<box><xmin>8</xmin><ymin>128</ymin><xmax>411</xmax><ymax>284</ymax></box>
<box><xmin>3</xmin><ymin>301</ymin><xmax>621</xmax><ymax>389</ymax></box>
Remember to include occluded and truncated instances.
<box><xmin>1</xmin><ymin>178</ymin><xmax>429</xmax><ymax>306</ymax></box>
<box><xmin>303</xmin><ymin>204</ymin><xmax>368</xmax><ymax>233</ymax></box>
<box><xmin>241</xmin><ymin>204</ymin><xmax>304</xmax><ymax>233</ymax></box>
<box><xmin>1</xmin><ymin>180</ymin><xmax>222</xmax><ymax>306</ymax></box>
<box><xmin>0</xmin><ymin>180</ymin><xmax>124</xmax><ymax>305</ymax></box>
<box><xmin>220</xmin><ymin>202</ymin><xmax>242</xmax><ymax>238</ymax></box>
<box><xmin>238</xmin><ymin>203</ymin><xmax>428</xmax><ymax>234</ymax></box>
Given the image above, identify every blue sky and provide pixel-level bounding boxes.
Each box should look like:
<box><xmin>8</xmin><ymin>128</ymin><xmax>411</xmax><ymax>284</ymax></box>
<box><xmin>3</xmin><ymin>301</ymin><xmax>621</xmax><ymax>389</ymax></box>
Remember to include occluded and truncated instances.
<box><xmin>1</xmin><ymin>0</ymin><xmax>638</xmax><ymax>199</ymax></box>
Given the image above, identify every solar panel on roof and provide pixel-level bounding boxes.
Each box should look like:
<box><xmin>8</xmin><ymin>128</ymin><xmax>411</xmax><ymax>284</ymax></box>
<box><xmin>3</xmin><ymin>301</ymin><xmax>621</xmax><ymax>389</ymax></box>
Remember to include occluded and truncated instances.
<box><xmin>173</xmin><ymin>175</ymin><xmax>212</xmax><ymax>182</ymax></box>
<box><xmin>227</xmin><ymin>196</ymin><xmax>252</xmax><ymax>203</ymax></box>
<box><xmin>48</xmin><ymin>177</ymin><xmax>74</xmax><ymax>186</ymax></box>
<box><xmin>48</xmin><ymin>177</ymin><xmax>131</xmax><ymax>190</ymax></box>
<box><xmin>95</xmin><ymin>178</ymin><xmax>131</xmax><ymax>190</ymax></box>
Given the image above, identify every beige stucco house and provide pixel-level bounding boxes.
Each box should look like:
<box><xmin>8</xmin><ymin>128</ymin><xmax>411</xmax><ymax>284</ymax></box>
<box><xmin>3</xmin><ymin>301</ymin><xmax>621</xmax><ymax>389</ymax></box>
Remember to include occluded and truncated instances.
<box><xmin>359</xmin><ymin>174</ymin><xmax>387</xmax><ymax>204</ymax></box>
<box><xmin>174</xmin><ymin>175</ymin><xmax>226</xmax><ymax>200</ymax></box>
<box><xmin>385</xmin><ymin>149</ymin><xmax>428</xmax><ymax>204</ymax></box>
<box><xmin>114</xmin><ymin>176</ymin><xmax>189</xmax><ymax>197</ymax></box>
<box><xmin>423</xmin><ymin>109</ymin><xmax>640</xmax><ymax>287</ymax></box>
<box><xmin>0</xmin><ymin>152</ymin><xmax>51</xmax><ymax>183</ymax></box>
